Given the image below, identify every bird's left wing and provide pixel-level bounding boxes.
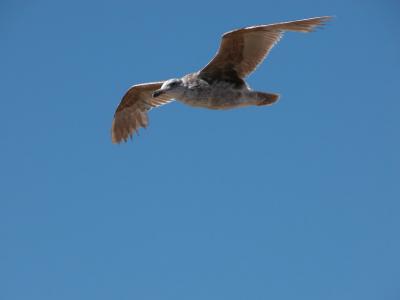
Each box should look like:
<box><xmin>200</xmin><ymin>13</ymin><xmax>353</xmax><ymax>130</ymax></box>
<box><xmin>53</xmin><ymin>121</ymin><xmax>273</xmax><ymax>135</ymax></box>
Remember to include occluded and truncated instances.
<box><xmin>199</xmin><ymin>16</ymin><xmax>331</xmax><ymax>81</ymax></box>
<box><xmin>111</xmin><ymin>81</ymin><xmax>174</xmax><ymax>143</ymax></box>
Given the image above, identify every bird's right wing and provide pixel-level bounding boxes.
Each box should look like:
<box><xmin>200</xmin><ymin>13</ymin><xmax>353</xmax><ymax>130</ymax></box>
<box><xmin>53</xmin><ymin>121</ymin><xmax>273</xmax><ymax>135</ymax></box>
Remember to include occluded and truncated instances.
<box><xmin>111</xmin><ymin>81</ymin><xmax>174</xmax><ymax>143</ymax></box>
<box><xmin>199</xmin><ymin>16</ymin><xmax>331</xmax><ymax>81</ymax></box>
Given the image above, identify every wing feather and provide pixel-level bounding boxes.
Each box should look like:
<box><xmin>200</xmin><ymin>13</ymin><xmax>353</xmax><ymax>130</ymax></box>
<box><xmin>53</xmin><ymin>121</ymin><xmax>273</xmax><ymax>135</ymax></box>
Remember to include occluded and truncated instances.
<box><xmin>111</xmin><ymin>81</ymin><xmax>174</xmax><ymax>143</ymax></box>
<box><xmin>199</xmin><ymin>16</ymin><xmax>331</xmax><ymax>80</ymax></box>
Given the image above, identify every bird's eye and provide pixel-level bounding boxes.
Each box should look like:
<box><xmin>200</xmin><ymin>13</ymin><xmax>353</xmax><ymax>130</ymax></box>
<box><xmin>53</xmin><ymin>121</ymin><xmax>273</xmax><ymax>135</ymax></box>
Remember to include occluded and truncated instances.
<box><xmin>169</xmin><ymin>80</ymin><xmax>181</xmax><ymax>88</ymax></box>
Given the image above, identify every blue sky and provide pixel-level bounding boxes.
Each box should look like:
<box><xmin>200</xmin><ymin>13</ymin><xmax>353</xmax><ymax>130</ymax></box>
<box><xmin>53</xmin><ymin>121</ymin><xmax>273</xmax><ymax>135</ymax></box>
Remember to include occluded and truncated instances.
<box><xmin>1</xmin><ymin>0</ymin><xmax>399</xmax><ymax>299</ymax></box>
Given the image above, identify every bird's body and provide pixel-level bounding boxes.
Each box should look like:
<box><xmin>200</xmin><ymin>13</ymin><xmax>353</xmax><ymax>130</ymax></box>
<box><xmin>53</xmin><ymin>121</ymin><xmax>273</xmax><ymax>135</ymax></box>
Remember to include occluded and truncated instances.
<box><xmin>178</xmin><ymin>73</ymin><xmax>247</xmax><ymax>109</ymax></box>
<box><xmin>111</xmin><ymin>16</ymin><xmax>331</xmax><ymax>143</ymax></box>
<box><xmin>177</xmin><ymin>73</ymin><xmax>277</xmax><ymax>109</ymax></box>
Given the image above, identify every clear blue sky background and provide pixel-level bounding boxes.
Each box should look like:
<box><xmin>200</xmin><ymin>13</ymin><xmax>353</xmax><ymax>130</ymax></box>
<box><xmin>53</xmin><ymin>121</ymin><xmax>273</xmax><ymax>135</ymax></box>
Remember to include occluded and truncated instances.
<box><xmin>1</xmin><ymin>0</ymin><xmax>399</xmax><ymax>299</ymax></box>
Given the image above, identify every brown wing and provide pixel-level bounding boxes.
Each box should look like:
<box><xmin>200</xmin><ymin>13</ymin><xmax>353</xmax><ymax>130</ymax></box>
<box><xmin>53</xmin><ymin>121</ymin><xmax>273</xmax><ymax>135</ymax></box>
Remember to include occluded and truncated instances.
<box><xmin>199</xmin><ymin>16</ymin><xmax>331</xmax><ymax>81</ymax></box>
<box><xmin>111</xmin><ymin>81</ymin><xmax>174</xmax><ymax>143</ymax></box>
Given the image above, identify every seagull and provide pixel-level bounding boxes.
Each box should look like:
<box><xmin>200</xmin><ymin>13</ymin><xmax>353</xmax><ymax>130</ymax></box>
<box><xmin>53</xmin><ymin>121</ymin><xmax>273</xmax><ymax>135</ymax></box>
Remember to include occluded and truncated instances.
<box><xmin>111</xmin><ymin>16</ymin><xmax>331</xmax><ymax>143</ymax></box>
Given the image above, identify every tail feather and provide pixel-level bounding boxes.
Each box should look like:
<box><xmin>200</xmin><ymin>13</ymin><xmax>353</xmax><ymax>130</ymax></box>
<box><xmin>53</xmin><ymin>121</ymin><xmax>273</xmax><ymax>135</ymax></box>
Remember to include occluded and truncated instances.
<box><xmin>249</xmin><ymin>91</ymin><xmax>280</xmax><ymax>106</ymax></box>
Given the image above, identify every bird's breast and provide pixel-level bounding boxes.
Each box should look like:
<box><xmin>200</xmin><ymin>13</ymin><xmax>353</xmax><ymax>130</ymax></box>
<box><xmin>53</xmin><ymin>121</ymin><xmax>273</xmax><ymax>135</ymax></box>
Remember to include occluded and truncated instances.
<box><xmin>179</xmin><ymin>82</ymin><xmax>245</xmax><ymax>109</ymax></box>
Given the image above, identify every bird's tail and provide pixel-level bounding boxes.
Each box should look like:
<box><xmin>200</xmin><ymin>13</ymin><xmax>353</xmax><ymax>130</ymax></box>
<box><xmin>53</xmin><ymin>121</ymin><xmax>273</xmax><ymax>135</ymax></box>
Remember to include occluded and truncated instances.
<box><xmin>248</xmin><ymin>91</ymin><xmax>280</xmax><ymax>106</ymax></box>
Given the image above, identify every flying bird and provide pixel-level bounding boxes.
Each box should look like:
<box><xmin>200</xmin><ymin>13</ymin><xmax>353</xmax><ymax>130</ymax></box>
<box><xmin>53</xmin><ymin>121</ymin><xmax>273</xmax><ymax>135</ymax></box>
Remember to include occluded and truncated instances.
<box><xmin>111</xmin><ymin>16</ymin><xmax>331</xmax><ymax>143</ymax></box>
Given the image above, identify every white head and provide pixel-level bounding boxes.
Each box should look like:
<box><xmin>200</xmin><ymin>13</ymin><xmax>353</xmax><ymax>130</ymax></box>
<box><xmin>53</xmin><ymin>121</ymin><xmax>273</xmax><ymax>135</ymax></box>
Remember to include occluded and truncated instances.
<box><xmin>152</xmin><ymin>78</ymin><xmax>184</xmax><ymax>99</ymax></box>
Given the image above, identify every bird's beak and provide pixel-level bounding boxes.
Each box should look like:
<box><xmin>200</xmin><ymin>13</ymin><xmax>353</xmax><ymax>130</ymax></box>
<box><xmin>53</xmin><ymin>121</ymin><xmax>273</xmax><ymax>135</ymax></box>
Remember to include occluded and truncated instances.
<box><xmin>152</xmin><ymin>89</ymin><xmax>164</xmax><ymax>98</ymax></box>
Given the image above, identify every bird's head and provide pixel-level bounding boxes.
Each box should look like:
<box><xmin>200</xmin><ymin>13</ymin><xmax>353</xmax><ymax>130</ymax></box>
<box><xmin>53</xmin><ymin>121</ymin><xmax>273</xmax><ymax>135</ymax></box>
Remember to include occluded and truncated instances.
<box><xmin>152</xmin><ymin>78</ymin><xmax>184</xmax><ymax>98</ymax></box>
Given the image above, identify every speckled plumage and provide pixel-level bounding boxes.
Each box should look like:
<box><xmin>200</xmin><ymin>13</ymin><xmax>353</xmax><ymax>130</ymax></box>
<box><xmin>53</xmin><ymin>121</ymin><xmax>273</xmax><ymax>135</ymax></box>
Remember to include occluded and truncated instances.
<box><xmin>111</xmin><ymin>16</ymin><xmax>331</xmax><ymax>143</ymax></box>
<box><xmin>179</xmin><ymin>73</ymin><xmax>248</xmax><ymax>109</ymax></box>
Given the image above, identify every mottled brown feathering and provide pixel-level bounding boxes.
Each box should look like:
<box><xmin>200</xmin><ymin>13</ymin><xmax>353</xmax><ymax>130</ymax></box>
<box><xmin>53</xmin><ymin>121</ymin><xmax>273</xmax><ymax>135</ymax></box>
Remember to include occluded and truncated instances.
<box><xmin>111</xmin><ymin>16</ymin><xmax>331</xmax><ymax>143</ymax></box>
<box><xmin>111</xmin><ymin>82</ymin><xmax>174</xmax><ymax>143</ymax></box>
<box><xmin>200</xmin><ymin>16</ymin><xmax>331</xmax><ymax>81</ymax></box>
